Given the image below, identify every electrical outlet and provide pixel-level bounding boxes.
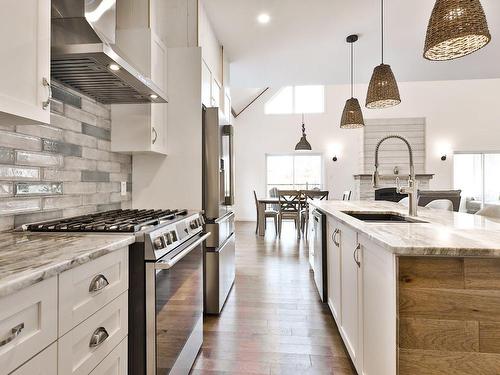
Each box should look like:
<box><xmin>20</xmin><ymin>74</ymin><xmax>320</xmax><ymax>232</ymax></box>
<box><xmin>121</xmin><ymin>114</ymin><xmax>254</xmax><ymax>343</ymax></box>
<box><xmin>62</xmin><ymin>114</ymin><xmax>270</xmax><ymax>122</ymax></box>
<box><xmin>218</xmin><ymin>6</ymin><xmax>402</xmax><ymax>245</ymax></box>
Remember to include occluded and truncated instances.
<box><xmin>121</xmin><ymin>181</ymin><xmax>127</xmax><ymax>196</ymax></box>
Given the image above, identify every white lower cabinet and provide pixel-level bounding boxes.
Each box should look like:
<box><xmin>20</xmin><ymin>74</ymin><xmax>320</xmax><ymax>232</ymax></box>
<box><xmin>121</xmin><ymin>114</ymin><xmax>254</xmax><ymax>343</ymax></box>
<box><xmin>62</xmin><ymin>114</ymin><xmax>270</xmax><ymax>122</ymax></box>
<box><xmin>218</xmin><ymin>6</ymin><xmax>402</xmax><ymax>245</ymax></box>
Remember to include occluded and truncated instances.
<box><xmin>10</xmin><ymin>343</ymin><xmax>57</xmax><ymax>375</ymax></box>
<box><xmin>325</xmin><ymin>214</ymin><xmax>397</xmax><ymax>375</ymax></box>
<box><xmin>326</xmin><ymin>218</ymin><xmax>341</xmax><ymax>323</ymax></box>
<box><xmin>360</xmin><ymin>237</ymin><xmax>397</xmax><ymax>375</ymax></box>
<box><xmin>339</xmin><ymin>223</ymin><xmax>362</xmax><ymax>373</ymax></box>
<box><xmin>58</xmin><ymin>291</ymin><xmax>128</xmax><ymax>375</ymax></box>
<box><xmin>90</xmin><ymin>337</ymin><xmax>127</xmax><ymax>375</ymax></box>
<box><xmin>0</xmin><ymin>277</ymin><xmax>57</xmax><ymax>374</ymax></box>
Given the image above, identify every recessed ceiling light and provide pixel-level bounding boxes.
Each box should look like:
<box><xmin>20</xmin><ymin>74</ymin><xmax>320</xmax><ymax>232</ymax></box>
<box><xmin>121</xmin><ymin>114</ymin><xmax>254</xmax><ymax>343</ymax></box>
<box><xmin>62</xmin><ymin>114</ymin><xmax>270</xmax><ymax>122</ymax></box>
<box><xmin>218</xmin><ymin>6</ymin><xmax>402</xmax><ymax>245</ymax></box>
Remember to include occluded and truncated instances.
<box><xmin>109</xmin><ymin>63</ymin><xmax>120</xmax><ymax>71</ymax></box>
<box><xmin>257</xmin><ymin>13</ymin><xmax>271</xmax><ymax>24</ymax></box>
<box><xmin>150</xmin><ymin>94</ymin><xmax>158</xmax><ymax>100</ymax></box>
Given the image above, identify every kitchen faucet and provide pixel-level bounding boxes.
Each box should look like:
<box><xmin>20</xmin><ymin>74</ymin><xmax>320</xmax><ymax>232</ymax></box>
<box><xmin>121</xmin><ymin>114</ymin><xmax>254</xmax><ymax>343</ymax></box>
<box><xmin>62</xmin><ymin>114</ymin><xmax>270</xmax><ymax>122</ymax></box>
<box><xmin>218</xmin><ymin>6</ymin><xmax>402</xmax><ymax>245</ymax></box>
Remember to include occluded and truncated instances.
<box><xmin>372</xmin><ymin>135</ymin><xmax>418</xmax><ymax>216</ymax></box>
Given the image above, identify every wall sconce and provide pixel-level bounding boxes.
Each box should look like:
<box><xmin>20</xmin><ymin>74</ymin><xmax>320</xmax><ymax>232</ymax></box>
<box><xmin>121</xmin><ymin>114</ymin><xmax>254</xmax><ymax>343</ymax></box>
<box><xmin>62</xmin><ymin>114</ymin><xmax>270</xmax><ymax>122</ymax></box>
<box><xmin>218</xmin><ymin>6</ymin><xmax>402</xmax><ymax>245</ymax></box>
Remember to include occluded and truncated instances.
<box><xmin>437</xmin><ymin>141</ymin><xmax>451</xmax><ymax>162</ymax></box>
<box><xmin>329</xmin><ymin>143</ymin><xmax>342</xmax><ymax>163</ymax></box>
<box><xmin>441</xmin><ymin>154</ymin><xmax>447</xmax><ymax>161</ymax></box>
<box><xmin>332</xmin><ymin>155</ymin><xmax>338</xmax><ymax>162</ymax></box>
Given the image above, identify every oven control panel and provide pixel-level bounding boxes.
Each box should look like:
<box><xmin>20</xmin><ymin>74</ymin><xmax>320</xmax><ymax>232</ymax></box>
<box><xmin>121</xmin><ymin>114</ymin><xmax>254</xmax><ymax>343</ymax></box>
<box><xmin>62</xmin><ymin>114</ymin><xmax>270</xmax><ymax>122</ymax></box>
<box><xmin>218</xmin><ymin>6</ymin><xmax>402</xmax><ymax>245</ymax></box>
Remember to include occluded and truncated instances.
<box><xmin>146</xmin><ymin>212</ymin><xmax>204</xmax><ymax>260</ymax></box>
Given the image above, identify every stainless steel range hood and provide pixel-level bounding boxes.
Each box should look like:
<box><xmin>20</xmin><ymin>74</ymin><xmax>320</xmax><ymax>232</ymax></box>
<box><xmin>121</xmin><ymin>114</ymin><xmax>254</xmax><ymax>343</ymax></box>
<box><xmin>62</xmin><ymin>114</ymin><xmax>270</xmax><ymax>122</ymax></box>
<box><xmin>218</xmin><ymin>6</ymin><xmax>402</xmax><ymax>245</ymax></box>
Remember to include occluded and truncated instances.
<box><xmin>51</xmin><ymin>0</ymin><xmax>167</xmax><ymax>104</ymax></box>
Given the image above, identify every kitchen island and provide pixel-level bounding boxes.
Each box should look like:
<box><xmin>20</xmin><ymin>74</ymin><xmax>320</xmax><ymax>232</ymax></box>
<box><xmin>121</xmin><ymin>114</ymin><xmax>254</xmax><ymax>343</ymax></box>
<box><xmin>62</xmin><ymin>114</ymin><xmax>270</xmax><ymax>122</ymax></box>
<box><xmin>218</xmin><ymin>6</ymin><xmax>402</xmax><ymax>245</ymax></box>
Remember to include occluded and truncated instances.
<box><xmin>311</xmin><ymin>200</ymin><xmax>500</xmax><ymax>375</ymax></box>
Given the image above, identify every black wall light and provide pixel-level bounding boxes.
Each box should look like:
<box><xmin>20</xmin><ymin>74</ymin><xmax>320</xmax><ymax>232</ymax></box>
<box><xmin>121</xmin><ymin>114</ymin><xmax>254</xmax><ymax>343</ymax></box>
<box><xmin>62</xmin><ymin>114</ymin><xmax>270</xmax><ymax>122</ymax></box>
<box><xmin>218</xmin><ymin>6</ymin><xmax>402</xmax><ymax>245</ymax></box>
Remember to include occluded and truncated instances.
<box><xmin>332</xmin><ymin>156</ymin><xmax>338</xmax><ymax>162</ymax></box>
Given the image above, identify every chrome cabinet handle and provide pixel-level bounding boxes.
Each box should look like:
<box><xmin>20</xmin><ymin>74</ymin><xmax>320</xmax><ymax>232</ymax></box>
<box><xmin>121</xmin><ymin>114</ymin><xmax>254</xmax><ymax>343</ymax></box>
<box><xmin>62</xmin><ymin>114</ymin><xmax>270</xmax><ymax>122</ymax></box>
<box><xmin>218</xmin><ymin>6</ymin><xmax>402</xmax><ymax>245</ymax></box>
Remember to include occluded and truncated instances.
<box><xmin>88</xmin><ymin>274</ymin><xmax>109</xmax><ymax>293</ymax></box>
<box><xmin>332</xmin><ymin>228</ymin><xmax>340</xmax><ymax>247</ymax></box>
<box><xmin>156</xmin><ymin>232</ymin><xmax>211</xmax><ymax>270</ymax></box>
<box><xmin>353</xmin><ymin>244</ymin><xmax>361</xmax><ymax>268</ymax></box>
<box><xmin>42</xmin><ymin>77</ymin><xmax>51</xmax><ymax>110</ymax></box>
<box><xmin>152</xmin><ymin>127</ymin><xmax>158</xmax><ymax>144</ymax></box>
<box><xmin>0</xmin><ymin>323</ymin><xmax>24</xmax><ymax>347</ymax></box>
<box><xmin>89</xmin><ymin>327</ymin><xmax>109</xmax><ymax>348</ymax></box>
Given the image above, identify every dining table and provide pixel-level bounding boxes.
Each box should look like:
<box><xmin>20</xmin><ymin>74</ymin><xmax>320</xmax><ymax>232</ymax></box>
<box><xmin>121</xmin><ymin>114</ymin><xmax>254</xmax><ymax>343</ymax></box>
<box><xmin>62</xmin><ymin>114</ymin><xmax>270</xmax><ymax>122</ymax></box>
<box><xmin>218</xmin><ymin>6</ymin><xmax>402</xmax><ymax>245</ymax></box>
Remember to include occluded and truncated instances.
<box><xmin>256</xmin><ymin>197</ymin><xmax>280</xmax><ymax>236</ymax></box>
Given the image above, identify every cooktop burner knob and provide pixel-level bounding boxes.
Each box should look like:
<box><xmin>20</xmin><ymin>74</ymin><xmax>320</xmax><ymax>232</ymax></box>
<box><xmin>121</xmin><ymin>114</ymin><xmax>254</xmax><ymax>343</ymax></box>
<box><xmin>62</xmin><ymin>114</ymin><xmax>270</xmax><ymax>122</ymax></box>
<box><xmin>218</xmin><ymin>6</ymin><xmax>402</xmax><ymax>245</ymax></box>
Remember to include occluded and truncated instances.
<box><xmin>153</xmin><ymin>236</ymin><xmax>164</xmax><ymax>250</ymax></box>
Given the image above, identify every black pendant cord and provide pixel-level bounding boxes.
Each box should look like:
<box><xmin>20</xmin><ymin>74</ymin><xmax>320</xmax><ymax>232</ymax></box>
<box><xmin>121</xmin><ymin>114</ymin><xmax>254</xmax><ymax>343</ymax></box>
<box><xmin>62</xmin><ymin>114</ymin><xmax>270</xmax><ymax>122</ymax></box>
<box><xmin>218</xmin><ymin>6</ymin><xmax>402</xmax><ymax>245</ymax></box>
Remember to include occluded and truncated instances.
<box><xmin>350</xmin><ymin>42</ymin><xmax>354</xmax><ymax>98</ymax></box>
<box><xmin>302</xmin><ymin>113</ymin><xmax>306</xmax><ymax>135</ymax></box>
<box><xmin>381</xmin><ymin>0</ymin><xmax>384</xmax><ymax>64</ymax></box>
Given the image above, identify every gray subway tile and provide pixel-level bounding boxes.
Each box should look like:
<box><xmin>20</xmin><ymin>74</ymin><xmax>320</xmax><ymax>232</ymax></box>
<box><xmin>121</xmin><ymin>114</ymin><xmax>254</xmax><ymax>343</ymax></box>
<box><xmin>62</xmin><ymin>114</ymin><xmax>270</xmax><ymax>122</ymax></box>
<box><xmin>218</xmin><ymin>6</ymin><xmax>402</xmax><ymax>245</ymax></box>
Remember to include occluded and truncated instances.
<box><xmin>64</xmin><ymin>157</ymin><xmax>97</xmax><ymax>171</ymax></box>
<box><xmin>43</xmin><ymin>196</ymin><xmax>82</xmax><ymax>210</ymax></box>
<box><xmin>0</xmin><ymin>183</ymin><xmax>13</xmax><ymax>197</ymax></box>
<box><xmin>16</xmin><ymin>124</ymin><xmax>63</xmax><ymax>141</ymax></box>
<box><xmin>15</xmin><ymin>150</ymin><xmax>63</xmax><ymax>167</ymax></box>
<box><xmin>49</xmin><ymin>98</ymin><xmax>64</xmax><ymax>114</ymax></box>
<box><xmin>0</xmin><ymin>198</ymin><xmax>41</xmax><ymax>216</ymax></box>
<box><xmin>15</xmin><ymin>182</ymin><xmax>63</xmax><ymax>196</ymax></box>
<box><xmin>97</xmin><ymin>182</ymin><xmax>120</xmax><ymax>193</ymax></box>
<box><xmin>109</xmin><ymin>172</ymin><xmax>131</xmax><ymax>182</ymax></box>
<box><xmin>97</xmin><ymin>160</ymin><xmax>121</xmax><ymax>173</ymax></box>
<box><xmin>63</xmin><ymin>182</ymin><xmax>97</xmax><ymax>194</ymax></box>
<box><xmin>97</xmin><ymin>202</ymin><xmax>121</xmax><ymax>212</ymax></box>
<box><xmin>82</xmin><ymin>147</ymin><xmax>109</xmax><ymax>161</ymax></box>
<box><xmin>52</xmin><ymin>85</ymin><xmax>82</xmax><ymax>108</ymax></box>
<box><xmin>0</xmin><ymin>124</ymin><xmax>15</xmax><ymax>132</ymax></box>
<box><xmin>0</xmin><ymin>130</ymin><xmax>41</xmax><ymax>151</ymax></box>
<box><xmin>0</xmin><ymin>148</ymin><xmax>15</xmax><ymax>164</ymax></box>
<box><xmin>65</xmin><ymin>105</ymin><xmax>97</xmax><ymax>126</ymax></box>
<box><xmin>97</xmin><ymin>139</ymin><xmax>111</xmax><ymax>151</ymax></box>
<box><xmin>96</xmin><ymin>117</ymin><xmax>111</xmax><ymax>129</ymax></box>
<box><xmin>0</xmin><ymin>165</ymin><xmax>39</xmax><ymax>180</ymax></box>
<box><xmin>82</xmin><ymin>123</ymin><xmax>111</xmax><ymax>141</ymax></box>
<box><xmin>43</xmin><ymin>169</ymin><xmax>81</xmax><ymax>182</ymax></box>
<box><xmin>83</xmin><ymin>193</ymin><xmax>110</xmax><ymax>206</ymax></box>
<box><xmin>43</xmin><ymin>139</ymin><xmax>82</xmax><ymax>157</ymax></box>
<box><xmin>82</xmin><ymin>170</ymin><xmax>110</xmax><ymax>182</ymax></box>
<box><xmin>81</xmin><ymin>99</ymin><xmax>110</xmax><ymax>120</ymax></box>
<box><xmin>14</xmin><ymin>210</ymin><xmax>63</xmax><ymax>228</ymax></box>
<box><xmin>50</xmin><ymin>113</ymin><xmax>82</xmax><ymax>132</ymax></box>
<box><xmin>63</xmin><ymin>205</ymin><xmax>97</xmax><ymax>218</ymax></box>
<box><xmin>63</xmin><ymin>130</ymin><xmax>97</xmax><ymax>148</ymax></box>
<box><xmin>108</xmin><ymin>152</ymin><xmax>131</xmax><ymax>164</ymax></box>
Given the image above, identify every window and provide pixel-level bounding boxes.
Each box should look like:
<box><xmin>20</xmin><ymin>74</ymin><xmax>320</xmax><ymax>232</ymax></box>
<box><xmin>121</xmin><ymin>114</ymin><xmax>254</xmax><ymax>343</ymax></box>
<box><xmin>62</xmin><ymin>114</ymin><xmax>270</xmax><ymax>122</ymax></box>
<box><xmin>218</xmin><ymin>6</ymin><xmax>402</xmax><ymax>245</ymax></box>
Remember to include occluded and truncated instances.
<box><xmin>266</xmin><ymin>154</ymin><xmax>323</xmax><ymax>192</ymax></box>
<box><xmin>454</xmin><ymin>152</ymin><xmax>500</xmax><ymax>213</ymax></box>
<box><xmin>264</xmin><ymin>86</ymin><xmax>325</xmax><ymax>114</ymax></box>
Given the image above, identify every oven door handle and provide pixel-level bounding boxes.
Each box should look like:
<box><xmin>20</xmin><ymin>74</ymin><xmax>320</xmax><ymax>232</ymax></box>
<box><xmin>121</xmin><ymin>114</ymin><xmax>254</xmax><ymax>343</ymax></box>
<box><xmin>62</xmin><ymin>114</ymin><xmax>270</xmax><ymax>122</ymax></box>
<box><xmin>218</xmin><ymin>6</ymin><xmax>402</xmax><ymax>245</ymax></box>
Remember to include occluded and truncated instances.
<box><xmin>155</xmin><ymin>232</ymin><xmax>211</xmax><ymax>270</ymax></box>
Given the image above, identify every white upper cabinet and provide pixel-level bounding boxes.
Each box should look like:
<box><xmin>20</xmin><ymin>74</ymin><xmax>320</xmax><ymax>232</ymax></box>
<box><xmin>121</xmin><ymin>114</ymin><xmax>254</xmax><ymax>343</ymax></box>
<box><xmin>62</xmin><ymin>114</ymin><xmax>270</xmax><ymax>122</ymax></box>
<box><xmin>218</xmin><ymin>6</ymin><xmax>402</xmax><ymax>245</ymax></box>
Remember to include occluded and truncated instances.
<box><xmin>112</xmin><ymin>28</ymin><xmax>168</xmax><ymax>155</ymax></box>
<box><xmin>0</xmin><ymin>0</ymin><xmax>50</xmax><ymax>124</ymax></box>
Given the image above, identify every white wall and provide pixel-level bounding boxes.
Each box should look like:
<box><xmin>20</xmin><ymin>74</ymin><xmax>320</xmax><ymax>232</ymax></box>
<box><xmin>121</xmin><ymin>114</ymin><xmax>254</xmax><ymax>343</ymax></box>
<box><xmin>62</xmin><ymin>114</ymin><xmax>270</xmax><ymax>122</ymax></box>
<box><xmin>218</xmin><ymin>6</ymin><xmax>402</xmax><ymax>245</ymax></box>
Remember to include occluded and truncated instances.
<box><xmin>234</xmin><ymin>79</ymin><xmax>500</xmax><ymax>221</ymax></box>
<box><xmin>198</xmin><ymin>1</ymin><xmax>222</xmax><ymax>83</ymax></box>
<box><xmin>133</xmin><ymin>47</ymin><xmax>203</xmax><ymax>210</ymax></box>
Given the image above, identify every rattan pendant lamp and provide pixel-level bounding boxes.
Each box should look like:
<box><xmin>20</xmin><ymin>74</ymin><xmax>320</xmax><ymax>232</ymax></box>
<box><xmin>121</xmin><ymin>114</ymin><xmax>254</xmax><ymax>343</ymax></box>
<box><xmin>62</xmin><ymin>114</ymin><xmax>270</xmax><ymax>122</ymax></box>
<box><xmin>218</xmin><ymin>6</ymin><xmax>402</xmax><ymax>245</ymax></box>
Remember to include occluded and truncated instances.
<box><xmin>424</xmin><ymin>0</ymin><xmax>491</xmax><ymax>61</ymax></box>
<box><xmin>340</xmin><ymin>35</ymin><xmax>365</xmax><ymax>129</ymax></box>
<box><xmin>366</xmin><ymin>0</ymin><xmax>401</xmax><ymax>109</ymax></box>
<box><xmin>295</xmin><ymin>114</ymin><xmax>312</xmax><ymax>151</ymax></box>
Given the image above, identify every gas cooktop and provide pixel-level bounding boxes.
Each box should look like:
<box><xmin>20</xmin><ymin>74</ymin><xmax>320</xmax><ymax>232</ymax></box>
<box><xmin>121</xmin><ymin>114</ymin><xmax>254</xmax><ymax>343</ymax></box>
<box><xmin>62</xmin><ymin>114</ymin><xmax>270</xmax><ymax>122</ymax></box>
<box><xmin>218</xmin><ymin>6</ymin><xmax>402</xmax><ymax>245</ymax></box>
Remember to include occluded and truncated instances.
<box><xmin>24</xmin><ymin>209</ymin><xmax>189</xmax><ymax>233</ymax></box>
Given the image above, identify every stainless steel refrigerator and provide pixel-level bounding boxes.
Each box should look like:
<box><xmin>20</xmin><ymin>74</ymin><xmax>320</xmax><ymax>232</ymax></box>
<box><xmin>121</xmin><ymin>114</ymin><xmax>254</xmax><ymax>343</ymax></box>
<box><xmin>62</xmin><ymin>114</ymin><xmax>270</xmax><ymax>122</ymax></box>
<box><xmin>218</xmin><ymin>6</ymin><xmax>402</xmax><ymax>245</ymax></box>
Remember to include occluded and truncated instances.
<box><xmin>202</xmin><ymin>107</ymin><xmax>236</xmax><ymax>314</ymax></box>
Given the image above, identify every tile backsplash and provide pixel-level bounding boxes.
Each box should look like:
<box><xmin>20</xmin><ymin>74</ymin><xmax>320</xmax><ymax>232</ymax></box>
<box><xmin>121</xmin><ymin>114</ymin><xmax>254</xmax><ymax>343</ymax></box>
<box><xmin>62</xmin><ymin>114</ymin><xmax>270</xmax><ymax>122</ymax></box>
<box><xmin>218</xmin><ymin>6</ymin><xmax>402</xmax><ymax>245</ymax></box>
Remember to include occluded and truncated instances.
<box><xmin>0</xmin><ymin>82</ymin><xmax>132</xmax><ymax>231</ymax></box>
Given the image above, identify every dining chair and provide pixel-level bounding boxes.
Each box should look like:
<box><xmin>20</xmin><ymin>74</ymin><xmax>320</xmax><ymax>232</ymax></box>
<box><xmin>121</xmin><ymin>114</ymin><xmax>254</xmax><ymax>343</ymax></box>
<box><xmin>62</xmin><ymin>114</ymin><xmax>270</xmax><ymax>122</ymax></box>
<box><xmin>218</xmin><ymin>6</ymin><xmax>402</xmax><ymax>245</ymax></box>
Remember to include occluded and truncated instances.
<box><xmin>425</xmin><ymin>199</ymin><xmax>453</xmax><ymax>211</ymax></box>
<box><xmin>277</xmin><ymin>190</ymin><xmax>303</xmax><ymax>239</ymax></box>
<box><xmin>254</xmin><ymin>190</ymin><xmax>278</xmax><ymax>235</ymax></box>
<box><xmin>475</xmin><ymin>205</ymin><xmax>500</xmax><ymax>219</ymax></box>
<box><xmin>342</xmin><ymin>191</ymin><xmax>352</xmax><ymax>201</ymax></box>
<box><xmin>300</xmin><ymin>190</ymin><xmax>329</xmax><ymax>238</ymax></box>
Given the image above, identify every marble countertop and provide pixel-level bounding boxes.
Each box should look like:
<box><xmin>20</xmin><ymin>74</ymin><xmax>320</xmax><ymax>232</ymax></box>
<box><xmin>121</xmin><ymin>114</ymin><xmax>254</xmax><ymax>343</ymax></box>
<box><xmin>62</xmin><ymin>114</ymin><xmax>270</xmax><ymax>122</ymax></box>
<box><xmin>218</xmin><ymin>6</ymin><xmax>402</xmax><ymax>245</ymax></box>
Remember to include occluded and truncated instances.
<box><xmin>311</xmin><ymin>200</ymin><xmax>500</xmax><ymax>257</ymax></box>
<box><xmin>0</xmin><ymin>232</ymin><xmax>135</xmax><ymax>298</ymax></box>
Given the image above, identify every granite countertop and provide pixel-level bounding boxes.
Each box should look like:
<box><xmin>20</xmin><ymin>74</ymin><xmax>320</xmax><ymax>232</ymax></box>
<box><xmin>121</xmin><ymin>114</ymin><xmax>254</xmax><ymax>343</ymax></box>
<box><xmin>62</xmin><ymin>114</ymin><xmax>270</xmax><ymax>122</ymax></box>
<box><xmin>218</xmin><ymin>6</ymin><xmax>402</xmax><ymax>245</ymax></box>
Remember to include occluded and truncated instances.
<box><xmin>0</xmin><ymin>232</ymin><xmax>135</xmax><ymax>298</ymax></box>
<box><xmin>311</xmin><ymin>200</ymin><xmax>500</xmax><ymax>257</ymax></box>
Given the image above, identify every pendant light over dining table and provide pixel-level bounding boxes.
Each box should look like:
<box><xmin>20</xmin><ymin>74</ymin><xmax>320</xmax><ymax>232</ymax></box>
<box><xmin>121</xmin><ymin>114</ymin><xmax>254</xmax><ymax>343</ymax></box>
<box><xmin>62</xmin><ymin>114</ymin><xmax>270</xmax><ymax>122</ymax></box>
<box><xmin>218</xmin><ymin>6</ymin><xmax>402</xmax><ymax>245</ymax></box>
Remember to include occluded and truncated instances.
<box><xmin>295</xmin><ymin>113</ymin><xmax>312</xmax><ymax>151</ymax></box>
<box><xmin>366</xmin><ymin>0</ymin><xmax>401</xmax><ymax>109</ymax></box>
<box><xmin>340</xmin><ymin>35</ymin><xmax>365</xmax><ymax>129</ymax></box>
<box><xmin>424</xmin><ymin>0</ymin><xmax>491</xmax><ymax>61</ymax></box>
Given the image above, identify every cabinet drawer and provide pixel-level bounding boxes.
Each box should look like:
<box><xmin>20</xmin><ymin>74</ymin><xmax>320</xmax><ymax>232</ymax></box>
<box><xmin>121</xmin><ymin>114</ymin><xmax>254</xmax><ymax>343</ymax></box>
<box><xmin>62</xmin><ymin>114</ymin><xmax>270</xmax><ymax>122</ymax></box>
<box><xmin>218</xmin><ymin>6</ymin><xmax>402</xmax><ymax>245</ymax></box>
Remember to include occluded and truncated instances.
<box><xmin>0</xmin><ymin>277</ymin><xmax>57</xmax><ymax>374</ymax></box>
<box><xmin>10</xmin><ymin>342</ymin><xmax>57</xmax><ymax>375</ymax></box>
<box><xmin>90</xmin><ymin>337</ymin><xmax>127</xmax><ymax>375</ymax></box>
<box><xmin>58</xmin><ymin>292</ymin><xmax>128</xmax><ymax>375</ymax></box>
<box><xmin>59</xmin><ymin>248</ymin><xmax>128</xmax><ymax>335</ymax></box>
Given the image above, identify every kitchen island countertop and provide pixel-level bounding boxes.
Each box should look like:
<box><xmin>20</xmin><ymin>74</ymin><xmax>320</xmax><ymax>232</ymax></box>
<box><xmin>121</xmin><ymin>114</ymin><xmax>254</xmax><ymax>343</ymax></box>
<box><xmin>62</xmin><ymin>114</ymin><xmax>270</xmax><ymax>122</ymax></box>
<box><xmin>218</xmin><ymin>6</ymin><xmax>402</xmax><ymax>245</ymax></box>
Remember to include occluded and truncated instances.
<box><xmin>0</xmin><ymin>232</ymin><xmax>135</xmax><ymax>298</ymax></box>
<box><xmin>311</xmin><ymin>200</ymin><xmax>500</xmax><ymax>257</ymax></box>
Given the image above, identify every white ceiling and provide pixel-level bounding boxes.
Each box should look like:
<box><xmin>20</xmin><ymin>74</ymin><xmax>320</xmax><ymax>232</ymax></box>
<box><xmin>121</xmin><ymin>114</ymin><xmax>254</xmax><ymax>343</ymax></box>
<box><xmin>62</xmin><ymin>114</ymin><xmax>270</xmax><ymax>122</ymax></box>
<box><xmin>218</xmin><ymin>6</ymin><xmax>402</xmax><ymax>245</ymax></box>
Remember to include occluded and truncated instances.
<box><xmin>203</xmin><ymin>0</ymin><xmax>500</xmax><ymax>88</ymax></box>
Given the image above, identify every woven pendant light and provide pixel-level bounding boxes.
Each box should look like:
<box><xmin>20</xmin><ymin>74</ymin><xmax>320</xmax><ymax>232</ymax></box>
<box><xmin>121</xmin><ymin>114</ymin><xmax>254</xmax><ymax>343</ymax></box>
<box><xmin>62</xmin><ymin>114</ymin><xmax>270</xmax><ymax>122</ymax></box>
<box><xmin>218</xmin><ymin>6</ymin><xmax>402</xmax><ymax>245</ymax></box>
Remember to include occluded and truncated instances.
<box><xmin>366</xmin><ymin>0</ymin><xmax>401</xmax><ymax>109</ymax></box>
<box><xmin>295</xmin><ymin>114</ymin><xmax>312</xmax><ymax>151</ymax></box>
<box><xmin>340</xmin><ymin>35</ymin><xmax>364</xmax><ymax>129</ymax></box>
<box><xmin>424</xmin><ymin>0</ymin><xmax>491</xmax><ymax>61</ymax></box>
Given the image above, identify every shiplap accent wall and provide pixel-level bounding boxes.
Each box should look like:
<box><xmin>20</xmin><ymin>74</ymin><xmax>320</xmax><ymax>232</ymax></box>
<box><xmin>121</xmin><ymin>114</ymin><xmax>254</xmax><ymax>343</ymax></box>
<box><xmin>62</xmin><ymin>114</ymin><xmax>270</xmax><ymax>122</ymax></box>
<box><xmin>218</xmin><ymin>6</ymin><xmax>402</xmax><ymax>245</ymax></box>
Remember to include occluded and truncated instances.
<box><xmin>363</xmin><ymin>118</ymin><xmax>425</xmax><ymax>176</ymax></box>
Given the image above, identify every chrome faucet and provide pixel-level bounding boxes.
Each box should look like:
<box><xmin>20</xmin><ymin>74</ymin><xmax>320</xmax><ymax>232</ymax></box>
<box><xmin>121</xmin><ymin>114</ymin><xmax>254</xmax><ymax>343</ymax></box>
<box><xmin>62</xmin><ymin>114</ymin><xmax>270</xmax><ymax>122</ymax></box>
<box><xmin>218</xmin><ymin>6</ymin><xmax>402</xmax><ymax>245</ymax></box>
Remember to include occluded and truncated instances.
<box><xmin>372</xmin><ymin>135</ymin><xmax>418</xmax><ymax>216</ymax></box>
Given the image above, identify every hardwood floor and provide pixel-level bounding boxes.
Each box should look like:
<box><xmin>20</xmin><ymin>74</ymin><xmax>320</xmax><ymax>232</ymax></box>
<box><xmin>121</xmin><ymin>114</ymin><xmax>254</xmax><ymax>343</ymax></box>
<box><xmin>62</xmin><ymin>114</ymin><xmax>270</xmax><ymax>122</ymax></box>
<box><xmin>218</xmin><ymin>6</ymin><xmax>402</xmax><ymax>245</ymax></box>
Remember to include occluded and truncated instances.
<box><xmin>191</xmin><ymin>221</ymin><xmax>356</xmax><ymax>375</ymax></box>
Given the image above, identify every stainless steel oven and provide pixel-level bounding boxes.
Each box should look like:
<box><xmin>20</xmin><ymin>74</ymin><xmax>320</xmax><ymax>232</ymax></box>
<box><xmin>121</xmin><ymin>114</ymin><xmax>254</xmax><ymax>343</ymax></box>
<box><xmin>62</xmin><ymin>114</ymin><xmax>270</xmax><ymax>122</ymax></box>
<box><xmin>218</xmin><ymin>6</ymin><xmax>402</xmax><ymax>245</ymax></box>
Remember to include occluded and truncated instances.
<box><xmin>146</xmin><ymin>231</ymin><xmax>210</xmax><ymax>375</ymax></box>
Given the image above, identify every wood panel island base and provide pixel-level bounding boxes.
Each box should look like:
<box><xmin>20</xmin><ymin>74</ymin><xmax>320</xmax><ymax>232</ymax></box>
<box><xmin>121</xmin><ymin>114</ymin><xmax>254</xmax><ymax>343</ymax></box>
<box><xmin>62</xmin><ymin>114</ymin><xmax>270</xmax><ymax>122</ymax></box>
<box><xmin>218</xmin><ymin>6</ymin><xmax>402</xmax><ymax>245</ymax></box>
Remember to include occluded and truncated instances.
<box><xmin>310</xmin><ymin>200</ymin><xmax>500</xmax><ymax>375</ymax></box>
<box><xmin>399</xmin><ymin>257</ymin><xmax>500</xmax><ymax>375</ymax></box>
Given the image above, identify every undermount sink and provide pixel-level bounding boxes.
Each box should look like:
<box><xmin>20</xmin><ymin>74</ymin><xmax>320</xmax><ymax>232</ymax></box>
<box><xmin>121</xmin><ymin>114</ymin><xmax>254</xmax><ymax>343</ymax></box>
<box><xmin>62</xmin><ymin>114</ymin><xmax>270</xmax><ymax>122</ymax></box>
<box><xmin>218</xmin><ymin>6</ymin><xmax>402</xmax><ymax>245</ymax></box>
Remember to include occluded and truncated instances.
<box><xmin>342</xmin><ymin>212</ymin><xmax>428</xmax><ymax>224</ymax></box>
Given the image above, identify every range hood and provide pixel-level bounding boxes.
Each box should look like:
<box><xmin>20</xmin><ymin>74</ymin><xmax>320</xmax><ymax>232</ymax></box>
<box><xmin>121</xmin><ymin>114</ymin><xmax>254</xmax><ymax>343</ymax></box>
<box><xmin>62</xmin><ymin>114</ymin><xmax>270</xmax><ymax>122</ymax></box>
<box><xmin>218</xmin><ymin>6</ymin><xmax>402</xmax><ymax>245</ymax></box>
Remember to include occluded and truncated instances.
<box><xmin>51</xmin><ymin>0</ymin><xmax>167</xmax><ymax>104</ymax></box>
